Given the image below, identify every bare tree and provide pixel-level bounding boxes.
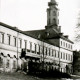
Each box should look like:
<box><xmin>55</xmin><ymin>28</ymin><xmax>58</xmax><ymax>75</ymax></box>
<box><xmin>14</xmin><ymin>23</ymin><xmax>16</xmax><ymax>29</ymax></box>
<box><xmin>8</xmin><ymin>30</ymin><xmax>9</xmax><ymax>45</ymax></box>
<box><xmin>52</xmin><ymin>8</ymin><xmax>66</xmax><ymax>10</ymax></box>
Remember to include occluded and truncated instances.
<box><xmin>75</xmin><ymin>12</ymin><xmax>80</xmax><ymax>42</ymax></box>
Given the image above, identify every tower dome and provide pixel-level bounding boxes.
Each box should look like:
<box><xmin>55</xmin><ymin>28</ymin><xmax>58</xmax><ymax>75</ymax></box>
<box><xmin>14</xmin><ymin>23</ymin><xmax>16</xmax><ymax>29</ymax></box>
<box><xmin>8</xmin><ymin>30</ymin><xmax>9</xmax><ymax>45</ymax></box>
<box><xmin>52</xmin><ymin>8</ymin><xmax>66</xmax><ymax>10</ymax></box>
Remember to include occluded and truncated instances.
<box><xmin>51</xmin><ymin>0</ymin><xmax>57</xmax><ymax>4</ymax></box>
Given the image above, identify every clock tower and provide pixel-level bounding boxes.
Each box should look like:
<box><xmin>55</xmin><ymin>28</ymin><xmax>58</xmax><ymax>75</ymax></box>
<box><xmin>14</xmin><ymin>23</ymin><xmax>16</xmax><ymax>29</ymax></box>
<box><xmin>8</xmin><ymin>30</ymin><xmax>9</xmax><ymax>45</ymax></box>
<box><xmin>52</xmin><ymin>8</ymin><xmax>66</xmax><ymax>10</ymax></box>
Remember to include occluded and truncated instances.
<box><xmin>45</xmin><ymin>0</ymin><xmax>61</xmax><ymax>32</ymax></box>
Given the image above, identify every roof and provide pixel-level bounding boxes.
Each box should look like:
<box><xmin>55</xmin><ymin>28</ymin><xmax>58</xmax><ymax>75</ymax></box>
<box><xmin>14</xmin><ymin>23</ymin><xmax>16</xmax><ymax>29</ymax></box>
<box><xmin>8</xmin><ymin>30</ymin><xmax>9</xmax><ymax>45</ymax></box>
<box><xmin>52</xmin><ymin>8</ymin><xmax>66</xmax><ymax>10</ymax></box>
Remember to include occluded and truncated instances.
<box><xmin>0</xmin><ymin>22</ymin><xmax>23</xmax><ymax>33</ymax></box>
<box><xmin>24</xmin><ymin>29</ymin><xmax>45</xmax><ymax>39</ymax></box>
<box><xmin>0</xmin><ymin>22</ymin><xmax>73</xmax><ymax>47</ymax></box>
<box><xmin>24</xmin><ymin>27</ymin><xmax>73</xmax><ymax>44</ymax></box>
<box><xmin>48</xmin><ymin>0</ymin><xmax>58</xmax><ymax>6</ymax></box>
<box><xmin>24</xmin><ymin>29</ymin><xmax>59</xmax><ymax>46</ymax></box>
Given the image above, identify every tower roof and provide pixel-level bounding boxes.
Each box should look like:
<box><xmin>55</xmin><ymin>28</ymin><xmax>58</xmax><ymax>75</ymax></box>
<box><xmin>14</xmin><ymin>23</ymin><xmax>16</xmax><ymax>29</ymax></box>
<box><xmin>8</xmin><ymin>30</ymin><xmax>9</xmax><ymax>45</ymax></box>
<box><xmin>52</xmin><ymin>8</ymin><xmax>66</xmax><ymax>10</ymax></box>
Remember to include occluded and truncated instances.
<box><xmin>51</xmin><ymin>0</ymin><xmax>57</xmax><ymax>4</ymax></box>
<box><xmin>48</xmin><ymin>0</ymin><xmax>57</xmax><ymax>6</ymax></box>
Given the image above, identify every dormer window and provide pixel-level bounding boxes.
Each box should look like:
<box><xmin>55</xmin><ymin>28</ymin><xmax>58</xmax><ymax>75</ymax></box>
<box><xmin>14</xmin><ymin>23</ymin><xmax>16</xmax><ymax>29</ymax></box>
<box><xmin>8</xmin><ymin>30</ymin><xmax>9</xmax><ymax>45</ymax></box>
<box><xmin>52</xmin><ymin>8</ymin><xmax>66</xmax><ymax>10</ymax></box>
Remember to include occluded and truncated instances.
<box><xmin>38</xmin><ymin>34</ymin><xmax>41</xmax><ymax>39</ymax></box>
<box><xmin>47</xmin><ymin>32</ymin><xmax>50</xmax><ymax>36</ymax></box>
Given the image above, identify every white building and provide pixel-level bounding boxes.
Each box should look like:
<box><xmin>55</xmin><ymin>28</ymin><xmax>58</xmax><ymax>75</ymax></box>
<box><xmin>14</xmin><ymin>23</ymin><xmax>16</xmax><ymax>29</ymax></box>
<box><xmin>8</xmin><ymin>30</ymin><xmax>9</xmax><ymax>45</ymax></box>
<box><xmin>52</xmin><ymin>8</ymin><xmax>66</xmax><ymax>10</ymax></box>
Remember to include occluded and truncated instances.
<box><xmin>0</xmin><ymin>0</ymin><xmax>73</xmax><ymax>73</ymax></box>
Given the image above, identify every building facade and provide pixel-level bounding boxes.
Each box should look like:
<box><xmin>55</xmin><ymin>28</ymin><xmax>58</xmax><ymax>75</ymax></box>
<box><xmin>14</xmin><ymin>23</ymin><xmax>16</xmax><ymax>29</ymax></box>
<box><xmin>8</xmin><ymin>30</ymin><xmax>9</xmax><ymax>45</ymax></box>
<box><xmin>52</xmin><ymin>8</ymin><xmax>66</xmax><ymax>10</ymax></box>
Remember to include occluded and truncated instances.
<box><xmin>0</xmin><ymin>0</ymin><xmax>73</xmax><ymax>73</ymax></box>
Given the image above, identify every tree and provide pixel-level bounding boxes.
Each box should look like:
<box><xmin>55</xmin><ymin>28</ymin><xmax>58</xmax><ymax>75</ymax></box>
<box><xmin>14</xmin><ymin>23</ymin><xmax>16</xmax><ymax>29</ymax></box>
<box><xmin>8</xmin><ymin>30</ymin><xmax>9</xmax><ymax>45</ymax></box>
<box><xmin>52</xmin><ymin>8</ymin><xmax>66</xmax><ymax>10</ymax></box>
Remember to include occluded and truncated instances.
<box><xmin>75</xmin><ymin>12</ymin><xmax>80</xmax><ymax>42</ymax></box>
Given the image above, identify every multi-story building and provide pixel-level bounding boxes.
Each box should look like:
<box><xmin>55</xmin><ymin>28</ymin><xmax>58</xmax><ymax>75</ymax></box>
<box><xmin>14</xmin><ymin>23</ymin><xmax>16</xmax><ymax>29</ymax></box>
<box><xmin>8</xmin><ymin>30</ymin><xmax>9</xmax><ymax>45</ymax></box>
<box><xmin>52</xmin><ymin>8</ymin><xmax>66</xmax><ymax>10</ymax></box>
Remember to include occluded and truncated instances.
<box><xmin>0</xmin><ymin>0</ymin><xmax>73</xmax><ymax>73</ymax></box>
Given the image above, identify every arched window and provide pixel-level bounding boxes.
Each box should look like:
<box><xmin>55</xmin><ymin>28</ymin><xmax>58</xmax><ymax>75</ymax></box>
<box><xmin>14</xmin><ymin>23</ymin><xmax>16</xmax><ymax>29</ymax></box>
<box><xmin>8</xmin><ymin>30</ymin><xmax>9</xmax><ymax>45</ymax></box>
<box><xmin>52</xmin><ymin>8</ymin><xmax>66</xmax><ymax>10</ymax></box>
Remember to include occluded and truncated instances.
<box><xmin>0</xmin><ymin>56</ymin><xmax>3</xmax><ymax>68</ymax></box>
<box><xmin>6</xmin><ymin>60</ymin><xmax>9</xmax><ymax>68</ymax></box>
<box><xmin>53</xmin><ymin>11</ymin><xmax>56</xmax><ymax>16</ymax></box>
<box><xmin>53</xmin><ymin>18</ymin><xmax>56</xmax><ymax>25</ymax></box>
<box><xmin>13</xmin><ymin>55</ymin><xmax>17</xmax><ymax>69</ymax></box>
<box><xmin>6</xmin><ymin>54</ymin><xmax>10</xmax><ymax>68</ymax></box>
<box><xmin>0</xmin><ymin>53</ymin><xmax>4</xmax><ymax>68</ymax></box>
<box><xmin>13</xmin><ymin>60</ymin><xmax>16</xmax><ymax>69</ymax></box>
<box><xmin>0</xmin><ymin>57</ymin><xmax>3</xmax><ymax>68</ymax></box>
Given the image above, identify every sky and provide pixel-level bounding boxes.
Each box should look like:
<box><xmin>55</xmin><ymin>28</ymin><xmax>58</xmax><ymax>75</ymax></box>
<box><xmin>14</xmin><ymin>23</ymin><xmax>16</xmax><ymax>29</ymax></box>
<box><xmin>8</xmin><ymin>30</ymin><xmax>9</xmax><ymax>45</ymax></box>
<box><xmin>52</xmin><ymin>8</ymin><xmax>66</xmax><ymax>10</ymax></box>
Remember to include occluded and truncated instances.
<box><xmin>0</xmin><ymin>0</ymin><xmax>80</xmax><ymax>50</ymax></box>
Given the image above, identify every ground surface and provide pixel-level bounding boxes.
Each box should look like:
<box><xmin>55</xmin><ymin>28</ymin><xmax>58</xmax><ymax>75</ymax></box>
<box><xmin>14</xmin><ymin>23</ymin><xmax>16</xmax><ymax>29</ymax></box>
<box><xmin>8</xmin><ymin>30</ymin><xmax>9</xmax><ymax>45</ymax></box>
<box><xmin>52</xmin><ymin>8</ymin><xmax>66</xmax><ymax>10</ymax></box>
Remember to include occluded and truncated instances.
<box><xmin>0</xmin><ymin>72</ymin><xmax>61</xmax><ymax>80</ymax></box>
<box><xmin>0</xmin><ymin>72</ymin><xmax>78</xmax><ymax>80</ymax></box>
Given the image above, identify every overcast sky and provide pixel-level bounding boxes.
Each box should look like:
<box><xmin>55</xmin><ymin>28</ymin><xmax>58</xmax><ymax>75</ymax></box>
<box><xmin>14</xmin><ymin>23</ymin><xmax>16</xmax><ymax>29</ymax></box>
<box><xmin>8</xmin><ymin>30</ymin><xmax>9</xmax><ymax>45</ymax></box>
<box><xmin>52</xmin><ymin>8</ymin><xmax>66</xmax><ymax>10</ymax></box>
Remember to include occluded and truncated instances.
<box><xmin>0</xmin><ymin>0</ymin><xmax>80</xmax><ymax>50</ymax></box>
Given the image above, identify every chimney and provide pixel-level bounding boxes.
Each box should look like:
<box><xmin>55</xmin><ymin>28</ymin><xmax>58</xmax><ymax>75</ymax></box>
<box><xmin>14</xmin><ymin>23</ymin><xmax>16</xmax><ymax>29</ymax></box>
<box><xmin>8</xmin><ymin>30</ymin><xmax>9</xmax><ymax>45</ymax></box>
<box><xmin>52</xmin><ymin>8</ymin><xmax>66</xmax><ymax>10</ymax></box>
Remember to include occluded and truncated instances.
<box><xmin>59</xmin><ymin>33</ymin><xmax>63</xmax><ymax>36</ymax></box>
<box><xmin>64</xmin><ymin>35</ymin><xmax>68</xmax><ymax>39</ymax></box>
<box><xmin>13</xmin><ymin>26</ymin><xmax>18</xmax><ymax>29</ymax></box>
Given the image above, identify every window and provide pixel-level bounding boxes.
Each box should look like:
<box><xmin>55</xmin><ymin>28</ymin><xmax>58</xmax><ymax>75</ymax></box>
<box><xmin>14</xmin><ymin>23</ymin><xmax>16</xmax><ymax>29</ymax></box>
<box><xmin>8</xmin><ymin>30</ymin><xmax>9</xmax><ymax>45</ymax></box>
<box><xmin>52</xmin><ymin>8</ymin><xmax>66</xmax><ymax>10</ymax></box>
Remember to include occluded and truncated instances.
<box><xmin>71</xmin><ymin>55</ymin><xmax>73</xmax><ymax>61</ymax></box>
<box><xmin>48</xmin><ymin>18</ymin><xmax>50</xmax><ymax>25</ymax></box>
<box><xmin>19</xmin><ymin>39</ymin><xmax>22</xmax><ymax>48</ymax></box>
<box><xmin>68</xmin><ymin>54</ymin><xmax>70</xmax><ymax>60</ymax></box>
<box><xmin>43</xmin><ymin>46</ymin><xmax>44</xmax><ymax>55</ymax></box>
<box><xmin>71</xmin><ymin>45</ymin><xmax>72</xmax><ymax>49</ymax></box>
<box><xmin>58</xmin><ymin>12</ymin><xmax>59</xmax><ymax>16</ymax></box>
<box><xmin>61</xmin><ymin>41</ymin><xmax>62</xmax><ymax>46</ymax></box>
<box><xmin>61</xmin><ymin>52</ymin><xmax>62</xmax><ymax>59</ymax></box>
<box><xmin>30</xmin><ymin>42</ymin><xmax>32</xmax><ymax>52</ymax></box>
<box><xmin>20</xmin><ymin>39</ymin><xmax>22</xmax><ymax>48</ymax></box>
<box><xmin>63</xmin><ymin>42</ymin><xmax>65</xmax><ymax>47</ymax></box>
<box><xmin>47</xmin><ymin>32</ymin><xmax>50</xmax><ymax>36</ymax></box>
<box><xmin>68</xmin><ymin>44</ymin><xmax>70</xmax><ymax>49</ymax></box>
<box><xmin>53</xmin><ymin>18</ymin><xmax>56</xmax><ymax>25</ymax></box>
<box><xmin>1</xmin><ymin>33</ymin><xmax>4</xmax><ymax>43</ymax></box>
<box><xmin>14</xmin><ymin>37</ymin><xmax>16</xmax><ymax>47</ymax></box>
<box><xmin>66</xmin><ymin>43</ymin><xmax>67</xmax><ymax>48</ymax></box>
<box><xmin>0</xmin><ymin>57</ymin><xmax>3</xmax><ymax>68</ymax></box>
<box><xmin>49</xmin><ymin>48</ymin><xmax>50</xmax><ymax>56</ymax></box>
<box><xmin>24</xmin><ymin>40</ymin><xmax>27</xmax><ymax>49</ymax></box>
<box><xmin>63</xmin><ymin>53</ymin><xmax>65</xmax><ymax>59</ymax></box>
<box><xmin>58</xmin><ymin>19</ymin><xmax>59</xmax><ymax>24</ymax></box>
<box><xmin>34</xmin><ymin>44</ymin><xmax>37</xmax><ymax>53</ymax></box>
<box><xmin>44</xmin><ymin>47</ymin><xmax>46</xmax><ymax>55</ymax></box>
<box><xmin>46</xmin><ymin>47</ymin><xmax>47</xmax><ymax>55</ymax></box>
<box><xmin>8</xmin><ymin>35</ymin><xmax>11</xmax><ymax>45</ymax></box>
<box><xmin>47</xmin><ymin>48</ymin><xmax>49</xmax><ymax>56</ymax></box>
<box><xmin>56</xmin><ymin>51</ymin><xmax>57</xmax><ymax>58</ymax></box>
<box><xmin>55</xmin><ymin>50</ymin><xmax>56</xmax><ymax>57</ymax></box>
<box><xmin>13</xmin><ymin>61</ymin><xmax>16</xmax><ymax>69</ymax></box>
<box><xmin>66</xmin><ymin>53</ymin><xmax>67</xmax><ymax>60</ymax></box>
<box><xmin>38</xmin><ymin>45</ymin><xmax>40</xmax><ymax>54</ymax></box>
<box><xmin>49</xmin><ymin>10</ymin><xmax>50</xmax><ymax>16</ymax></box>
<box><xmin>53</xmin><ymin>11</ymin><xmax>56</xmax><ymax>16</ymax></box>
<box><xmin>58</xmin><ymin>51</ymin><xmax>59</xmax><ymax>58</ymax></box>
<box><xmin>52</xmin><ymin>49</ymin><xmax>54</xmax><ymax>56</ymax></box>
<box><xmin>6</xmin><ymin>60</ymin><xmax>10</xmax><ymax>68</ymax></box>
